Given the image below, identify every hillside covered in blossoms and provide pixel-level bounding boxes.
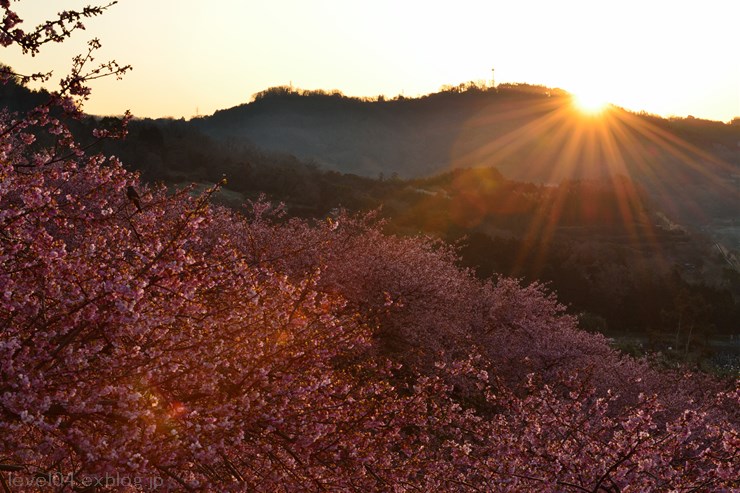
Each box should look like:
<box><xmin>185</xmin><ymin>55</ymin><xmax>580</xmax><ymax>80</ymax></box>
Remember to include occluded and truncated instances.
<box><xmin>0</xmin><ymin>3</ymin><xmax>738</xmax><ymax>492</ymax></box>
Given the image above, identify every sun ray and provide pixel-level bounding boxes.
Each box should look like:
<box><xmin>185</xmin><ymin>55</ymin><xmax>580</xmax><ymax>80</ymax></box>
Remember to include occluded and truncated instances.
<box><xmin>596</xmin><ymin>117</ymin><xmax>652</xmax><ymax>249</ymax></box>
<box><xmin>610</xmin><ymin>110</ymin><xmax>739</xmax><ymax>225</ymax></box>
<box><xmin>444</xmin><ymin>91</ymin><xmax>737</xmax><ymax>279</ymax></box>
<box><xmin>451</xmin><ymin>97</ymin><xmax>568</xmax><ymax>173</ymax></box>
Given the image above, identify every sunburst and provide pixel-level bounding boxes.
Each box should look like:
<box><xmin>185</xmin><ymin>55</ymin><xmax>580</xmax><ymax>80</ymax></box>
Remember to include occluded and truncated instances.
<box><xmin>572</xmin><ymin>90</ymin><xmax>610</xmax><ymax>115</ymax></box>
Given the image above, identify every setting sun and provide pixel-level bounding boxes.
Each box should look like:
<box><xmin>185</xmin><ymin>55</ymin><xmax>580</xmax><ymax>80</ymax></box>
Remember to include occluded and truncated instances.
<box><xmin>573</xmin><ymin>91</ymin><xmax>610</xmax><ymax>115</ymax></box>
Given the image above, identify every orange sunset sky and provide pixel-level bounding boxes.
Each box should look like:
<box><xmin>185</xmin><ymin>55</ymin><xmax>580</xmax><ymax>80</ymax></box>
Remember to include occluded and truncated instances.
<box><xmin>3</xmin><ymin>0</ymin><xmax>738</xmax><ymax>122</ymax></box>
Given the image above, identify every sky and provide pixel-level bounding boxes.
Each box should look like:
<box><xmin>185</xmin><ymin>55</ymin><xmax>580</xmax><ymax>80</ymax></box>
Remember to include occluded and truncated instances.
<box><xmin>2</xmin><ymin>0</ymin><xmax>739</xmax><ymax>122</ymax></box>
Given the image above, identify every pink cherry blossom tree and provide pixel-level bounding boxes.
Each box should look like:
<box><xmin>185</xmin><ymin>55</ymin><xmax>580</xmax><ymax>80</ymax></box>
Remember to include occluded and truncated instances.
<box><xmin>0</xmin><ymin>2</ymin><xmax>737</xmax><ymax>491</ymax></box>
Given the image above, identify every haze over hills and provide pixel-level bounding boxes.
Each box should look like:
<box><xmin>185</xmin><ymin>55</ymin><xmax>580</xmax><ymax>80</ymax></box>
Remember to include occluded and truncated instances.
<box><xmin>193</xmin><ymin>83</ymin><xmax>740</xmax><ymax>236</ymax></box>
<box><xmin>2</xmin><ymin>69</ymin><xmax>738</xmax><ymax>362</ymax></box>
<box><xmin>4</xmin><ymin>73</ymin><xmax>736</xmax><ymax>247</ymax></box>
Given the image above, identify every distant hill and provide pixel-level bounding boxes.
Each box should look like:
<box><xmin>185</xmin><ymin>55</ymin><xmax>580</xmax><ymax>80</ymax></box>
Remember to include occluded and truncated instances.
<box><xmin>196</xmin><ymin>84</ymin><xmax>572</xmax><ymax>178</ymax></box>
<box><xmin>193</xmin><ymin>83</ymin><xmax>740</xmax><ymax>232</ymax></box>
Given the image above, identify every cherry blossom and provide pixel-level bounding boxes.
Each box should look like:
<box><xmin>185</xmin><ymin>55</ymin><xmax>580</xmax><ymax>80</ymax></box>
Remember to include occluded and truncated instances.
<box><xmin>0</xmin><ymin>2</ymin><xmax>736</xmax><ymax>491</ymax></box>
